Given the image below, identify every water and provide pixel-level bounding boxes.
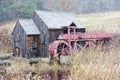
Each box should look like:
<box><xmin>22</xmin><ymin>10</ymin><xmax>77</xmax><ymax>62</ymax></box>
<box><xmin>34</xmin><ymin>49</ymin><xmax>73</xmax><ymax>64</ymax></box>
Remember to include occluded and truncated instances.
<box><xmin>39</xmin><ymin>70</ymin><xmax>70</xmax><ymax>80</ymax></box>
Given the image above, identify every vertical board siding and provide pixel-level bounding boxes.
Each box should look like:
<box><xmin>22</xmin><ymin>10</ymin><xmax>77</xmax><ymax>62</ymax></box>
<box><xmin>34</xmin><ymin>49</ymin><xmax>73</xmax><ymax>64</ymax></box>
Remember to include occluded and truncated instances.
<box><xmin>27</xmin><ymin>35</ymin><xmax>41</xmax><ymax>58</ymax></box>
<box><xmin>20</xmin><ymin>26</ymin><xmax>27</xmax><ymax>57</ymax></box>
<box><xmin>12</xmin><ymin>11</ymin><xmax>84</xmax><ymax>58</ymax></box>
<box><xmin>32</xmin><ymin>13</ymin><xmax>49</xmax><ymax>57</ymax></box>
<box><xmin>12</xmin><ymin>22</ymin><xmax>21</xmax><ymax>57</ymax></box>
<box><xmin>49</xmin><ymin>29</ymin><xmax>63</xmax><ymax>43</ymax></box>
<box><xmin>12</xmin><ymin>22</ymin><xmax>28</xmax><ymax>58</ymax></box>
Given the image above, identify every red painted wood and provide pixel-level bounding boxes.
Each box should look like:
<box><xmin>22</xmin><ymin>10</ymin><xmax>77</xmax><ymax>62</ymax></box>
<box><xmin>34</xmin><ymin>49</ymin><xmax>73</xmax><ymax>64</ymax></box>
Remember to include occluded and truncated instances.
<box><xmin>49</xmin><ymin>26</ymin><xmax>114</xmax><ymax>59</ymax></box>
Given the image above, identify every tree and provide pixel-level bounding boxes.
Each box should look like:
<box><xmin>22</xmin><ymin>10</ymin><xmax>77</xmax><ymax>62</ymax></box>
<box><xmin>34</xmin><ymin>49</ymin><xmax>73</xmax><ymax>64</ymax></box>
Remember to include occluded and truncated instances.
<box><xmin>43</xmin><ymin>0</ymin><xmax>77</xmax><ymax>12</ymax></box>
<box><xmin>0</xmin><ymin>0</ymin><xmax>43</xmax><ymax>22</ymax></box>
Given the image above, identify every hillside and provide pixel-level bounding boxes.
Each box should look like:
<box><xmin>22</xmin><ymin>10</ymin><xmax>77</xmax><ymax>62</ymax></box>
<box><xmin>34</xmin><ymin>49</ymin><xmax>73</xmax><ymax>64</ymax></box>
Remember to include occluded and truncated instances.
<box><xmin>78</xmin><ymin>12</ymin><xmax>120</xmax><ymax>32</ymax></box>
<box><xmin>0</xmin><ymin>12</ymin><xmax>120</xmax><ymax>33</ymax></box>
<box><xmin>78</xmin><ymin>12</ymin><xmax>120</xmax><ymax>27</ymax></box>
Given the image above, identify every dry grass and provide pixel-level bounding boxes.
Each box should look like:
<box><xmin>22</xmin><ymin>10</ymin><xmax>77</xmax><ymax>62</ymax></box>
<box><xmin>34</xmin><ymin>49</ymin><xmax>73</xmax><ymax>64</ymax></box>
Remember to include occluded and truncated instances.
<box><xmin>1</xmin><ymin>59</ymin><xmax>61</xmax><ymax>80</ymax></box>
<box><xmin>1</xmin><ymin>43</ymin><xmax>120</xmax><ymax>80</ymax></box>
<box><xmin>0</xmin><ymin>20</ymin><xmax>16</xmax><ymax>53</ymax></box>
<box><xmin>78</xmin><ymin>12</ymin><xmax>120</xmax><ymax>33</ymax></box>
<box><xmin>69</xmin><ymin>45</ymin><xmax>120</xmax><ymax>80</ymax></box>
<box><xmin>0</xmin><ymin>61</ymin><xmax>46</xmax><ymax>80</ymax></box>
<box><xmin>78</xmin><ymin>12</ymin><xmax>120</xmax><ymax>27</ymax></box>
<box><xmin>0</xmin><ymin>20</ymin><xmax>16</xmax><ymax>34</ymax></box>
<box><xmin>0</xmin><ymin>12</ymin><xmax>120</xmax><ymax>80</ymax></box>
<box><xmin>0</xmin><ymin>28</ymin><xmax>12</xmax><ymax>53</ymax></box>
<box><xmin>1</xmin><ymin>45</ymin><xmax>120</xmax><ymax>80</ymax></box>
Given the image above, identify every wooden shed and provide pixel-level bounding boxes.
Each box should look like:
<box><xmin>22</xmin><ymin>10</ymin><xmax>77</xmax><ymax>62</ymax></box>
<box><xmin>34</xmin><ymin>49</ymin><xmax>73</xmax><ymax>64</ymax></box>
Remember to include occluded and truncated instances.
<box><xmin>12</xmin><ymin>19</ymin><xmax>42</xmax><ymax>58</ymax></box>
<box><xmin>12</xmin><ymin>10</ymin><xmax>86</xmax><ymax>58</ymax></box>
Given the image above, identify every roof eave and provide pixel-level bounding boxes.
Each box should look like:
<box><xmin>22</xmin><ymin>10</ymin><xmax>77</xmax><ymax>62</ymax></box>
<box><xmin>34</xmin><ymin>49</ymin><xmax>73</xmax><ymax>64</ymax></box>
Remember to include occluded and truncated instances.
<box><xmin>27</xmin><ymin>34</ymin><xmax>40</xmax><ymax>36</ymax></box>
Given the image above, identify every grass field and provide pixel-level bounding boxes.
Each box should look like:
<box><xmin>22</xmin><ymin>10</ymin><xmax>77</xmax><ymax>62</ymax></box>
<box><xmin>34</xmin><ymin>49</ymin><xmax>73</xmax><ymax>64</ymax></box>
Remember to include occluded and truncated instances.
<box><xmin>78</xmin><ymin>12</ymin><xmax>120</xmax><ymax>33</ymax></box>
<box><xmin>78</xmin><ymin>12</ymin><xmax>120</xmax><ymax>26</ymax></box>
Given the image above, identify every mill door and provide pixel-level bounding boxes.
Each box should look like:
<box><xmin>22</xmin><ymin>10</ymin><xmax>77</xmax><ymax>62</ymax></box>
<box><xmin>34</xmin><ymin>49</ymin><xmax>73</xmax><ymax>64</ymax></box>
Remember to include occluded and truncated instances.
<box><xmin>27</xmin><ymin>35</ymin><xmax>41</xmax><ymax>58</ymax></box>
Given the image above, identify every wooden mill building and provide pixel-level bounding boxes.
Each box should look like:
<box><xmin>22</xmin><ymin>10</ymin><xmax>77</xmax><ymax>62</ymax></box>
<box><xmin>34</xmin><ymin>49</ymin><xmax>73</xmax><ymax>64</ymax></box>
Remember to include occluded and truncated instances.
<box><xmin>12</xmin><ymin>10</ymin><xmax>85</xmax><ymax>58</ymax></box>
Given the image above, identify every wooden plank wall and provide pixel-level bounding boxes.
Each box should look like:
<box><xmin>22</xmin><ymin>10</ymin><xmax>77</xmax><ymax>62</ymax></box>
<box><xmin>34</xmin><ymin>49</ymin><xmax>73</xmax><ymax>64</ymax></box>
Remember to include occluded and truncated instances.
<box><xmin>12</xmin><ymin>22</ymin><xmax>28</xmax><ymax>58</ymax></box>
<box><xmin>32</xmin><ymin>13</ymin><xmax>49</xmax><ymax>57</ymax></box>
<box><xmin>27</xmin><ymin>35</ymin><xmax>41</xmax><ymax>58</ymax></box>
<box><xmin>49</xmin><ymin>29</ymin><xmax>63</xmax><ymax>43</ymax></box>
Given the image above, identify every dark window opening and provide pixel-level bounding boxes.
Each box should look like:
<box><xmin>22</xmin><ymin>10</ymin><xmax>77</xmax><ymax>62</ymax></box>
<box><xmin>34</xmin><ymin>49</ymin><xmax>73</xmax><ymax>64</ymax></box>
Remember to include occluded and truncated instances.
<box><xmin>41</xmin><ymin>30</ymin><xmax>46</xmax><ymax>45</ymax></box>
<box><xmin>15</xmin><ymin>41</ymin><xmax>20</xmax><ymax>48</ymax></box>
<box><xmin>70</xmin><ymin>28</ymin><xmax>74</xmax><ymax>34</ymax></box>
<box><xmin>32</xmin><ymin>41</ymin><xmax>38</xmax><ymax>49</ymax></box>
<box><xmin>15</xmin><ymin>41</ymin><xmax>20</xmax><ymax>56</ymax></box>
<box><xmin>63</xmin><ymin>28</ymin><xmax>68</xmax><ymax>34</ymax></box>
<box><xmin>76</xmin><ymin>28</ymin><xmax>86</xmax><ymax>34</ymax></box>
<box><xmin>70</xmin><ymin>22</ymin><xmax>77</xmax><ymax>26</ymax></box>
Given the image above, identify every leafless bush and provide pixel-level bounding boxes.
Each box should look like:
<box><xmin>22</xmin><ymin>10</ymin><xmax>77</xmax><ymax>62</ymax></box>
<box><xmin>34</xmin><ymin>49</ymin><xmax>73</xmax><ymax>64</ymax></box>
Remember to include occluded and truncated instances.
<box><xmin>0</xmin><ymin>28</ymin><xmax>12</xmax><ymax>53</ymax></box>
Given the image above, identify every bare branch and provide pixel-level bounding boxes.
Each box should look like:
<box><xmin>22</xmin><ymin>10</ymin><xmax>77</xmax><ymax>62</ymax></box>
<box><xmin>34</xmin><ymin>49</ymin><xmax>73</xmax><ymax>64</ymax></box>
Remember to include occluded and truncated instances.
<box><xmin>43</xmin><ymin>0</ymin><xmax>77</xmax><ymax>12</ymax></box>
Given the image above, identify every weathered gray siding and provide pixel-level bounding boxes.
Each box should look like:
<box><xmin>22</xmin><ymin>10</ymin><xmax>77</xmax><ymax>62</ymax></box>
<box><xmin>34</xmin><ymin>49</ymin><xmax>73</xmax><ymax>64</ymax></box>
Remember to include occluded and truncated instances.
<box><xmin>19</xmin><ymin>25</ymin><xmax>28</xmax><ymax>57</ymax></box>
<box><xmin>49</xmin><ymin>29</ymin><xmax>63</xmax><ymax>43</ymax></box>
<box><xmin>12</xmin><ymin>10</ymin><xmax>86</xmax><ymax>59</ymax></box>
<box><xmin>27</xmin><ymin>35</ymin><xmax>41</xmax><ymax>58</ymax></box>
<box><xmin>32</xmin><ymin>12</ymin><xmax>49</xmax><ymax>57</ymax></box>
<box><xmin>12</xmin><ymin>22</ymin><xmax>27</xmax><ymax>57</ymax></box>
<box><xmin>12</xmin><ymin>22</ymin><xmax>20</xmax><ymax>56</ymax></box>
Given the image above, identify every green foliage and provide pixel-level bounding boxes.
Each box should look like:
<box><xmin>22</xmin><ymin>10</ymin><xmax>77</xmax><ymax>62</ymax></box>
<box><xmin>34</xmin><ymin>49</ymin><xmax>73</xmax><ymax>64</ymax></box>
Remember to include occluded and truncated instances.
<box><xmin>0</xmin><ymin>0</ymin><xmax>120</xmax><ymax>22</ymax></box>
<box><xmin>0</xmin><ymin>0</ymin><xmax>43</xmax><ymax>22</ymax></box>
<box><xmin>12</xmin><ymin>1</ymin><xmax>37</xmax><ymax>18</ymax></box>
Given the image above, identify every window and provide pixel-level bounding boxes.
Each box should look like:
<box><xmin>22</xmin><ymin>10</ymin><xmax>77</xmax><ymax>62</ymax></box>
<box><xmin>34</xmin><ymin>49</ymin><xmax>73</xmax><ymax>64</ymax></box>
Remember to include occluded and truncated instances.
<box><xmin>16</xmin><ymin>34</ymin><xmax>19</xmax><ymax>41</ymax></box>
<box><xmin>63</xmin><ymin>28</ymin><xmax>68</xmax><ymax>34</ymax></box>
<box><xmin>15</xmin><ymin>41</ymin><xmax>20</xmax><ymax>48</ymax></box>
<box><xmin>70</xmin><ymin>28</ymin><xmax>74</xmax><ymax>34</ymax></box>
<box><xmin>41</xmin><ymin>30</ymin><xmax>46</xmax><ymax>45</ymax></box>
<box><xmin>76</xmin><ymin>28</ymin><xmax>86</xmax><ymax>34</ymax></box>
<box><xmin>32</xmin><ymin>41</ymin><xmax>37</xmax><ymax>49</ymax></box>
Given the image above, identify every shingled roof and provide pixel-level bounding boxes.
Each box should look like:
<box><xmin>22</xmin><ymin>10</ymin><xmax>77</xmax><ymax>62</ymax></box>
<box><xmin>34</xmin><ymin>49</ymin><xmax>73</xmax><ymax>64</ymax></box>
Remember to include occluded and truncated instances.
<box><xmin>19</xmin><ymin>19</ymin><xmax>40</xmax><ymax>35</ymax></box>
<box><xmin>35</xmin><ymin>10</ymin><xmax>85</xmax><ymax>29</ymax></box>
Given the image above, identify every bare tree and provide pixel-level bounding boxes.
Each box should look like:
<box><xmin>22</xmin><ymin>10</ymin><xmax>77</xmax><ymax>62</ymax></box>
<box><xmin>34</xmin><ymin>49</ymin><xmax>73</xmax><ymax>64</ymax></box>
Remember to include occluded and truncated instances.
<box><xmin>43</xmin><ymin>0</ymin><xmax>77</xmax><ymax>12</ymax></box>
<box><xmin>43</xmin><ymin>0</ymin><xmax>120</xmax><ymax>13</ymax></box>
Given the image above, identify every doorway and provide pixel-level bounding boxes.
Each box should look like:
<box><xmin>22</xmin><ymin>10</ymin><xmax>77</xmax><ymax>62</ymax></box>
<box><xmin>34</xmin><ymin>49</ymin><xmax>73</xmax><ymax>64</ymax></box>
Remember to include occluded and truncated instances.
<box><xmin>27</xmin><ymin>35</ymin><xmax>41</xmax><ymax>58</ymax></box>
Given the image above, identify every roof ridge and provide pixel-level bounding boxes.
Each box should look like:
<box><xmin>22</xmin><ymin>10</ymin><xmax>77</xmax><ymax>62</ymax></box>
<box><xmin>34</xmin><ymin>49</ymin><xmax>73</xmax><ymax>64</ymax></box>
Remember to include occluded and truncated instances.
<box><xmin>34</xmin><ymin>10</ymin><xmax>85</xmax><ymax>29</ymax></box>
<box><xmin>35</xmin><ymin>10</ymin><xmax>73</xmax><ymax>14</ymax></box>
<box><xmin>19</xmin><ymin>19</ymin><xmax>40</xmax><ymax>35</ymax></box>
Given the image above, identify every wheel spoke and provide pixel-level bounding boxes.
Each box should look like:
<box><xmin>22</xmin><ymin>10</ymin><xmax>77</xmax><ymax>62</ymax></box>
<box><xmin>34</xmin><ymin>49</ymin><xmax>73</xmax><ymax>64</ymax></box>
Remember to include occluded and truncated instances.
<box><xmin>57</xmin><ymin>43</ymin><xmax>68</xmax><ymax>55</ymax></box>
<box><xmin>60</xmin><ymin>43</ymin><xmax>62</xmax><ymax>49</ymax></box>
<box><xmin>62</xmin><ymin>43</ymin><xmax>65</xmax><ymax>48</ymax></box>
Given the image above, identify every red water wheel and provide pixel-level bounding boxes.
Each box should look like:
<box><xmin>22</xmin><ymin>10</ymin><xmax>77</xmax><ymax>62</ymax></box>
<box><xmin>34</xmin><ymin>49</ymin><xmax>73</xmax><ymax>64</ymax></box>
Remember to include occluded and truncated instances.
<box><xmin>50</xmin><ymin>40</ymin><xmax>69</xmax><ymax>63</ymax></box>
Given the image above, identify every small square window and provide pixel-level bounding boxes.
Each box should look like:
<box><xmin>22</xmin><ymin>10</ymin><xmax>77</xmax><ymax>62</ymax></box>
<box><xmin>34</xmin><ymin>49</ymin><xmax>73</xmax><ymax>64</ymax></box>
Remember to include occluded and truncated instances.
<box><xmin>15</xmin><ymin>42</ymin><xmax>20</xmax><ymax>48</ymax></box>
<box><xmin>32</xmin><ymin>41</ymin><xmax>37</xmax><ymax>49</ymax></box>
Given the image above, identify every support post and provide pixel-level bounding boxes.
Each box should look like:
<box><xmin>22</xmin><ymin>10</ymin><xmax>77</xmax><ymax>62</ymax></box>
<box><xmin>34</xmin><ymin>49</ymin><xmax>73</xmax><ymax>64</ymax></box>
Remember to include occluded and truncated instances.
<box><xmin>68</xmin><ymin>27</ymin><xmax>71</xmax><ymax>53</ymax></box>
